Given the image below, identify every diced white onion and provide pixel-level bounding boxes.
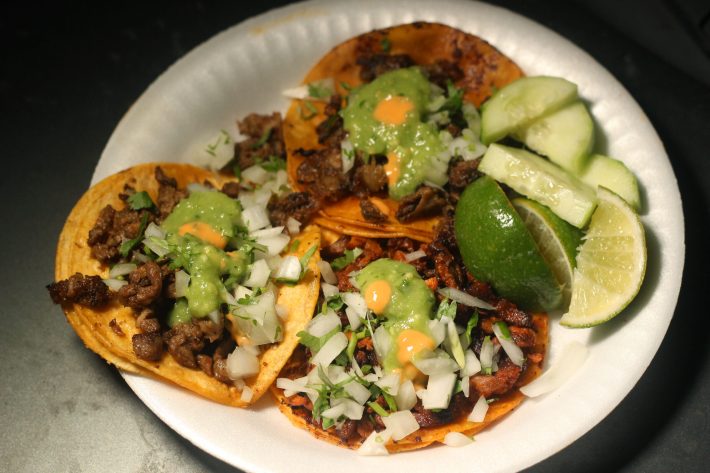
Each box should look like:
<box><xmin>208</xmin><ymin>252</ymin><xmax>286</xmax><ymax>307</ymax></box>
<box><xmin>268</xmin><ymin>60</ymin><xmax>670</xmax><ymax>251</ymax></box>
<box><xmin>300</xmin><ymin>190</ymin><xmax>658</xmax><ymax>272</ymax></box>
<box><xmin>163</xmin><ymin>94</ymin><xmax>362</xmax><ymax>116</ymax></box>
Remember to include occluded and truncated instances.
<box><xmin>276</xmin><ymin>377</ymin><xmax>318</xmax><ymax>397</ymax></box>
<box><xmin>480</xmin><ymin>337</ymin><xmax>495</xmax><ymax>374</ymax></box>
<box><xmin>174</xmin><ymin>270</ymin><xmax>190</xmax><ymax>298</ymax></box>
<box><xmin>306</xmin><ymin>310</ymin><xmax>341</xmax><ymax>337</ymax></box>
<box><xmin>241</xmin><ymin>165</ymin><xmax>271</xmax><ymax>185</ymax></box>
<box><xmin>382</xmin><ymin>410</ymin><xmax>420</xmax><ymax>441</ymax></box>
<box><xmin>421</xmin><ymin>372</ymin><xmax>457</xmax><ymax>410</ymax></box>
<box><xmin>317</xmin><ymin>261</ymin><xmax>337</xmax><ymax>285</ymax></box>
<box><xmin>142</xmin><ymin>237</ymin><xmax>170</xmax><ymax>257</ymax></box>
<box><xmin>243</xmin><ymin>259</ymin><xmax>271</xmax><ymax>288</ymax></box>
<box><xmin>330</xmin><ymin>397</ymin><xmax>364</xmax><ymax>420</ymax></box>
<box><xmin>226</xmin><ymin>347</ymin><xmax>260</xmax><ymax>380</ymax></box>
<box><xmin>144</xmin><ymin>222</ymin><xmax>165</xmax><ymax>239</ymax></box>
<box><xmin>207</xmin><ymin>310</ymin><xmax>221</xmax><ymax>324</ymax></box>
<box><xmin>492</xmin><ymin>323</ymin><xmax>525</xmax><ymax>367</ymax></box>
<box><xmin>428</xmin><ymin>319</ymin><xmax>446</xmax><ymax>347</ymax></box>
<box><xmin>443</xmin><ymin>432</ymin><xmax>473</xmax><ymax>447</ymax></box>
<box><xmin>321</xmin><ymin>282</ymin><xmax>339</xmax><ymax>298</ymax></box>
<box><xmin>344</xmin><ymin>381</ymin><xmax>371</xmax><ymax>405</ymax></box>
<box><xmin>240</xmin><ymin>386</ymin><xmax>253</xmax><ymax>403</ymax></box>
<box><xmin>250</xmin><ymin>226</ymin><xmax>285</xmax><ymax>238</ymax></box>
<box><xmin>373</xmin><ymin>325</ymin><xmax>391</xmax><ymax>359</ymax></box>
<box><xmin>461</xmin><ymin>375</ymin><xmax>470</xmax><ymax>397</ymax></box>
<box><xmin>357</xmin><ymin>429</ymin><xmax>392</xmax><ymax>456</ymax></box>
<box><xmin>341</xmin><ymin>139</ymin><xmax>355</xmax><ymax>174</ymax></box>
<box><xmin>286</xmin><ymin>217</ymin><xmax>301</xmax><ymax>235</ymax></box>
<box><xmin>520</xmin><ymin>342</ymin><xmax>588</xmax><ymax>397</ymax></box>
<box><xmin>437</xmin><ymin>287</ymin><xmax>495</xmax><ymax>310</ymax></box>
<box><xmin>108</xmin><ymin>263</ymin><xmax>136</xmax><ymax>279</ymax></box>
<box><xmin>310</xmin><ymin>332</ymin><xmax>348</xmax><ymax>367</ymax></box>
<box><xmin>321</xmin><ymin>402</ymin><xmax>347</xmax><ymax>420</ymax></box>
<box><xmin>468</xmin><ymin>395</ymin><xmax>489</xmax><ymax>422</ymax></box>
<box><xmin>395</xmin><ymin>379</ymin><xmax>417</xmax><ymax>411</ymax></box>
<box><xmin>274</xmin><ymin>255</ymin><xmax>301</xmax><ymax>282</ymax></box>
<box><xmin>103</xmin><ymin>278</ymin><xmax>127</xmax><ymax>291</ymax></box>
<box><xmin>275</xmin><ymin>304</ymin><xmax>289</xmax><ymax>320</ymax></box>
<box><xmin>344</xmin><ymin>307</ymin><xmax>362</xmax><ymax>331</ymax></box>
<box><xmin>341</xmin><ymin>292</ymin><xmax>367</xmax><ymax>318</ymax></box>
<box><xmin>446</xmin><ymin>319</ymin><xmax>466</xmax><ymax>368</ymax></box>
<box><xmin>242</xmin><ymin>205</ymin><xmax>271</xmax><ymax>232</ymax></box>
<box><xmin>461</xmin><ymin>349</ymin><xmax>481</xmax><ymax>377</ymax></box>
<box><xmin>411</xmin><ymin>350</ymin><xmax>459</xmax><ymax>375</ymax></box>
<box><xmin>281</xmin><ymin>84</ymin><xmax>309</xmax><ymax>100</ymax></box>
<box><xmin>132</xmin><ymin>252</ymin><xmax>150</xmax><ymax>263</ymax></box>
<box><xmin>242</xmin><ymin>344</ymin><xmax>261</xmax><ymax>356</ymax></box>
<box><xmin>375</xmin><ymin>373</ymin><xmax>400</xmax><ymax>396</ymax></box>
<box><xmin>234</xmin><ymin>285</ymin><xmax>253</xmax><ymax>301</ymax></box>
<box><xmin>404</xmin><ymin>250</ymin><xmax>426</xmax><ymax>262</ymax></box>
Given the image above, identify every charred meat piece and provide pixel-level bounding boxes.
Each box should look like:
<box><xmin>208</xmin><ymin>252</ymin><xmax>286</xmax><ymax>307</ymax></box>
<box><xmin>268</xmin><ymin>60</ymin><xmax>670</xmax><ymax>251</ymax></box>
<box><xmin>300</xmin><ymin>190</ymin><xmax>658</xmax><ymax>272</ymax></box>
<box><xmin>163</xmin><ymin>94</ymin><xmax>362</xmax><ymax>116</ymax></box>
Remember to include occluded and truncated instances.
<box><xmin>447</xmin><ymin>158</ymin><xmax>480</xmax><ymax>192</ymax></box>
<box><xmin>220</xmin><ymin>181</ymin><xmax>240</xmax><ymax>199</ymax></box>
<box><xmin>117</xmin><ymin>261</ymin><xmax>163</xmax><ymax>309</ymax></box>
<box><xmin>495</xmin><ymin>298</ymin><xmax>532</xmax><ymax>328</ymax></box>
<box><xmin>470</xmin><ymin>357</ymin><xmax>523</xmax><ymax>398</ymax></box>
<box><xmin>426</xmin><ymin>240</ymin><xmax>467</xmax><ymax>290</ymax></box>
<box><xmin>267</xmin><ymin>192</ymin><xmax>318</xmax><ymax>226</ymax></box>
<box><xmin>163</xmin><ymin>322</ymin><xmax>206</xmax><ymax>369</ymax></box>
<box><xmin>87</xmin><ymin>205</ymin><xmax>145</xmax><ymax>264</ymax></box>
<box><xmin>359</xmin><ymin>199</ymin><xmax>388</xmax><ymax>223</ymax></box>
<box><xmin>296</xmin><ymin>147</ymin><xmax>349</xmax><ymax>202</ymax></box>
<box><xmin>132</xmin><ymin>332</ymin><xmax>164</xmax><ymax>361</ymax></box>
<box><xmin>412</xmin><ymin>393</ymin><xmax>472</xmax><ymax>428</ymax></box>
<box><xmin>231</xmin><ymin>112</ymin><xmax>285</xmax><ymax>172</ymax></box>
<box><xmin>395</xmin><ymin>186</ymin><xmax>448</xmax><ymax>223</ymax></box>
<box><xmin>422</xmin><ymin>59</ymin><xmax>464</xmax><ymax>89</ymax></box>
<box><xmin>316</xmin><ymin>94</ymin><xmax>345</xmax><ymax>146</ymax></box>
<box><xmin>357</xmin><ymin>53</ymin><xmax>415</xmax><ymax>82</ymax></box>
<box><xmin>155</xmin><ymin>166</ymin><xmax>188</xmax><ymax>219</ymax></box>
<box><xmin>47</xmin><ymin>273</ymin><xmax>110</xmax><ymax>307</ymax></box>
<box><xmin>351</xmin><ymin>162</ymin><xmax>387</xmax><ymax>196</ymax></box>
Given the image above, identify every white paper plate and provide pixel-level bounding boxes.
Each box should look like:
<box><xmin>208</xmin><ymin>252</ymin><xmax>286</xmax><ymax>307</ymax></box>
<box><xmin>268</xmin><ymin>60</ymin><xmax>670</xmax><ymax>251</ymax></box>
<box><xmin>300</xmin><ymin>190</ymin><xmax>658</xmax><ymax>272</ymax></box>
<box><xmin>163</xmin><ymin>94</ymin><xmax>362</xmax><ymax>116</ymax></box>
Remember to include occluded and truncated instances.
<box><xmin>92</xmin><ymin>1</ymin><xmax>685</xmax><ymax>472</ymax></box>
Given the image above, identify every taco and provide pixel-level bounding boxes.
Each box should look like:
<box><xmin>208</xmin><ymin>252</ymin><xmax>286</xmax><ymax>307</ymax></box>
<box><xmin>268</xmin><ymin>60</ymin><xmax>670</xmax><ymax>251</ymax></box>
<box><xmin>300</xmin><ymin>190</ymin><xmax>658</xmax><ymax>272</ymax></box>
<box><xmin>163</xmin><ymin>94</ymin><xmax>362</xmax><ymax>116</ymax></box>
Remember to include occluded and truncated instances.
<box><xmin>48</xmin><ymin>162</ymin><xmax>321</xmax><ymax>406</ymax></box>
<box><xmin>271</xmin><ymin>220</ymin><xmax>547</xmax><ymax>453</ymax></box>
<box><xmin>283</xmin><ymin>22</ymin><xmax>523</xmax><ymax>240</ymax></box>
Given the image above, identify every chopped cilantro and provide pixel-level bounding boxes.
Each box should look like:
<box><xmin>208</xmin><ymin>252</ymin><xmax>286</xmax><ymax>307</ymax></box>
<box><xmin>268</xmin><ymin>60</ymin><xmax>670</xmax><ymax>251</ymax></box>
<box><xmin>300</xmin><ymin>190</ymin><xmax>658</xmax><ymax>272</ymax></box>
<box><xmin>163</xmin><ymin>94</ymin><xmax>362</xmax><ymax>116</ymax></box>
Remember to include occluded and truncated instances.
<box><xmin>299</xmin><ymin>244</ymin><xmax>318</xmax><ymax>278</ymax></box>
<box><xmin>127</xmin><ymin>191</ymin><xmax>155</xmax><ymax>211</ymax></box>
<box><xmin>297</xmin><ymin>326</ymin><xmax>340</xmax><ymax>352</ymax></box>
<box><xmin>307</xmin><ymin>82</ymin><xmax>332</xmax><ymax>99</ymax></box>
<box><xmin>119</xmin><ymin>213</ymin><xmax>149</xmax><ymax>257</ymax></box>
<box><xmin>326</xmin><ymin>294</ymin><xmax>344</xmax><ymax>312</ymax></box>
<box><xmin>289</xmin><ymin>239</ymin><xmax>301</xmax><ymax>253</ymax></box>
<box><xmin>339</xmin><ymin>81</ymin><xmax>352</xmax><ymax>92</ymax></box>
<box><xmin>461</xmin><ymin>310</ymin><xmax>479</xmax><ymax>348</ymax></box>
<box><xmin>368</xmin><ymin>401</ymin><xmax>389</xmax><ymax>417</ymax></box>
<box><xmin>436</xmin><ymin>299</ymin><xmax>457</xmax><ymax>320</ymax></box>
<box><xmin>494</xmin><ymin>320</ymin><xmax>512</xmax><ymax>340</ymax></box>
<box><xmin>437</xmin><ymin>81</ymin><xmax>464</xmax><ymax>113</ymax></box>
<box><xmin>382</xmin><ymin>391</ymin><xmax>397</xmax><ymax>412</ymax></box>
<box><xmin>259</xmin><ymin>154</ymin><xmax>286</xmax><ymax>172</ymax></box>
<box><xmin>251</xmin><ymin>127</ymin><xmax>272</xmax><ymax>149</ymax></box>
<box><xmin>380</xmin><ymin>37</ymin><xmax>391</xmax><ymax>53</ymax></box>
<box><xmin>330</xmin><ymin>248</ymin><xmax>363</xmax><ymax>270</ymax></box>
<box><xmin>299</xmin><ymin>101</ymin><xmax>319</xmax><ymax>120</ymax></box>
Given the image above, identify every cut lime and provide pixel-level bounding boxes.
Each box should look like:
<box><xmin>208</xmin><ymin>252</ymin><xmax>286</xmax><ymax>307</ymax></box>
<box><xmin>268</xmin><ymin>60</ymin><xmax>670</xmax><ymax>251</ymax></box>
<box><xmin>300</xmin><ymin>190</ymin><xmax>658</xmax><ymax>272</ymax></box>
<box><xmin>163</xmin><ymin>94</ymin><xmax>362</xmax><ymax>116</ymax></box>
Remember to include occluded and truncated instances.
<box><xmin>513</xmin><ymin>198</ymin><xmax>583</xmax><ymax>308</ymax></box>
<box><xmin>455</xmin><ymin>176</ymin><xmax>563</xmax><ymax>312</ymax></box>
<box><xmin>561</xmin><ymin>187</ymin><xmax>646</xmax><ymax>327</ymax></box>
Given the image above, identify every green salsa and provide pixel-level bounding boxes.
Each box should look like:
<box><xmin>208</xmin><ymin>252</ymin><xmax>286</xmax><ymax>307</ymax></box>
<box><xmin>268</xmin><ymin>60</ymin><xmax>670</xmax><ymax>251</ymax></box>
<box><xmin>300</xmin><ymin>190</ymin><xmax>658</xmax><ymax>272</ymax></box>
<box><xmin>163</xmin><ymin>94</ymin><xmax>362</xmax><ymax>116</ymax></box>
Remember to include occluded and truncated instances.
<box><xmin>163</xmin><ymin>191</ymin><xmax>247</xmax><ymax>326</ymax></box>
<box><xmin>355</xmin><ymin>258</ymin><xmax>435</xmax><ymax>371</ymax></box>
<box><xmin>341</xmin><ymin>67</ymin><xmax>445</xmax><ymax>200</ymax></box>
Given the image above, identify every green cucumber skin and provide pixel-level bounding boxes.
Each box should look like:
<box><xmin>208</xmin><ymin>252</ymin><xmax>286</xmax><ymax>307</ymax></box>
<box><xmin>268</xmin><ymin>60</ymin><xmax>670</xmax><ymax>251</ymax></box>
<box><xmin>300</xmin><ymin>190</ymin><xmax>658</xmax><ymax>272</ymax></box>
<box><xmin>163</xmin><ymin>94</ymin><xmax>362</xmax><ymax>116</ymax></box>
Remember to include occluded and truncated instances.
<box><xmin>480</xmin><ymin>76</ymin><xmax>578</xmax><ymax>145</ymax></box>
<box><xmin>479</xmin><ymin>144</ymin><xmax>597</xmax><ymax>228</ymax></box>
<box><xmin>579</xmin><ymin>154</ymin><xmax>641</xmax><ymax>209</ymax></box>
<box><xmin>512</xmin><ymin>101</ymin><xmax>594</xmax><ymax>174</ymax></box>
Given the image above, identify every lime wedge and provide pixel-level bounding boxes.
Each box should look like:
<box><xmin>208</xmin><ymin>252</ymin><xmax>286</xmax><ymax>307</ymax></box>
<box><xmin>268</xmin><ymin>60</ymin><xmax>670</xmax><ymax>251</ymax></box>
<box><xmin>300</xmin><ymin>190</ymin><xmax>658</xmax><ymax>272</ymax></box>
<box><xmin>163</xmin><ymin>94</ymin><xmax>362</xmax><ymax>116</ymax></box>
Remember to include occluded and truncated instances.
<box><xmin>513</xmin><ymin>198</ymin><xmax>583</xmax><ymax>308</ymax></box>
<box><xmin>561</xmin><ymin>187</ymin><xmax>646</xmax><ymax>327</ymax></box>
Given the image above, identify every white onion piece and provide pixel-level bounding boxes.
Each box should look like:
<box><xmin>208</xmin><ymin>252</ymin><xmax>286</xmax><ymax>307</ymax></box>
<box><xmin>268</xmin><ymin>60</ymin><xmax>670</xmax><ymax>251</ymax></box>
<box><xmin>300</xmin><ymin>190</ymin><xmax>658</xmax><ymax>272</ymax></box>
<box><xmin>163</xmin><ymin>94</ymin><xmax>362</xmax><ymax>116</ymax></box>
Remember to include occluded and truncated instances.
<box><xmin>243</xmin><ymin>259</ymin><xmax>271</xmax><ymax>288</ymax></box>
<box><xmin>317</xmin><ymin>261</ymin><xmax>337</xmax><ymax>285</ymax></box>
<box><xmin>207</xmin><ymin>310</ymin><xmax>221</xmax><ymax>324</ymax></box>
<box><xmin>468</xmin><ymin>395</ymin><xmax>489</xmax><ymax>422</ymax></box>
<box><xmin>357</xmin><ymin>429</ymin><xmax>392</xmax><ymax>456</ymax></box>
<box><xmin>344</xmin><ymin>381</ymin><xmax>371</xmax><ymax>405</ymax></box>
<box><xmin>234</xmin><ymin>285</ymin><xmax>253</xmax><ymax>301</ymax></box>
<box><xmin>275</xmin><ymin>304</ymin><xmax>289</xmax><ymax>320</ymax></box>
<box><xmin>276</xmin><ymin>377</ymin><xmax>318</xmax><ymax>397</ymax></box>
<box><xmin>321</xmin><ymin>282</ymin><xmax>339</xmax><ymax>298</ymax></box>
<box><xmin>240</xmin><ymin>386</ymin><xmax>253</xmax><ymax>403</ymax></box>
<box><xmin>344</xmin><ymin>307</ymin><xmax>362</xmax><ymax>331</ymax></box>
<box><xmin>492</xmin><ymin>323</ymin><xmax>525</xmax><ymax>367</ymax></box>
<box><xmin>321</xmin><ymin>402</ymin><xmax>346</xmax><ymax>420</ymax></box>
<box><xmin>108</xmin><ymin>263</ymin><xmax>136</xmax><ymax>279</ymax></box>
<box><xmin>428</xmin><ymin>319</ymin><xmax>446</xmax><ymax>347</ymax></box>
<box><xmin>421</xmin><ymin>372</ymin><xmax>457</xmax><ymax>410</ymax></box>
<box><xmin>286</xmin><ymin>217</ymin><xmax>301</xmax><ymax>235</ymax></box>
<box><xmin>443</xmin><ymin>432</ymin><xmax>473</xmax><ymax>447</ymax></box>
<box><xmin>255</xmin><ymin>233</ymin><xmax>290</xmax><ymax>256</ymax></box>
<box><xmin>103</xmin><ymin>278</ymin><xmax>127</xmax><ymax>291</ymax></box>
<box><xmin>233</xmin><ymin>378</ymin><xmax>246</xmax><ymax>390</ymax></box>
<box><xmin>375</xmin><ymin>373</ymin><xmax>400</xmax><ymax>396</ymax></box>
<box><xmin>226</xmin><ymin>347</ymin><xmax>260</xmax><ymax>379</ymax></box>
<box><xmin>373</xmin><ymin>325</ymin><xmax>391</xmax><ymax>359</ymax></box>
<box><xmin>395</xmin><ymin>379</ymin><xmax>417</xmax><ymax>411</ymax></box>
<box><xmin>187</xmin><ymin>182</ymin><xmax>213</xmax><ymax>194</ymax></box>
<box><xmin>132</xmin><ymin>252</ymin><xmax>150</xmax><ymax>263</ymax></box>
<box><xmin>242</xmin><ymin>205</ymin><xmax>270</xmax><ymax>232</ymax></box>
<box><xmin>341</xmin><ymin>292</ymin><xmax>367</xmax><ymax>318</ymax></box>
<box><xmin>328</xmin><ymin>364</ymin><xmax>349</xmax><ymax>384</ymax></box>
<box><xmin>461</xmin><ymin>375</ymin><xmax>470</xmax><ymax>397</ymax></box>
<box><xmin>250</xmin><ymin>226</ymin><xmax>285</xmax><ymax>238</ymax></box>
<box><xmin>281</xmin><ymin>84</ymin><xmax>309</xmax><ymax>100</ymax></box>
<box><xmin>479</xmin><ymin>337</ymin><xmax>495</xmax><ymax>373</ymax></box>
<box><xmin>274</xmin><ymin>255</ymin><xmax>301</xmax><ymax>282</ymax></box>
<box><xmin>331</xmin><ymin>397</ymin><xmax>364</xmax><ymax>420</ymax></box>
<box><xmin>437</xmin><ymin>287</ymin><xmax>495</xmax><ymax>310</ymax></box>
<box><xmin>520</xmin><ymin>341</ymin><xmax>588</xmax><ymax>397</ymax></box>
<box><xmin>144</xmin><ymin>222</ymin><xmax>165</xmax><ymax>239</ymax></box>
<box><xmin>142</xmin><ymin>237</ymin><xmax>169</xmax><ymax>257</ymax></box>
<box><xmin>310</xmin><ymin>332</ymin><xmax>348</xmax><ymax>366</ymax></box>
<box><xmin>174</xmin><ymin>270</ymin><xmax>190</xmax><ymax>298</ymax></box>
<box><xmin>411</xmin><ymin>350</ymin><xmax>459</xmax><ymax>375</ymax></box>
<box><xmin>241</xmin><ymin>165</ymin><xmax>271</xmax><ymax>185</ymax></box>
<box><xmin>382</xmin><ymin>410</ymin><xmax>420</xmax><ymax>441</ymax></box>
<box><xmin>461</xmin><ymin>349</ymin><xmax>481</xmax><ymax>377</ymax></box>
<box><xmin>242</xmin><ymin>345</ymin><xmax>260</xmax><ymax>356</ymax></box>
<box><xmin>341</xmin><ymin>139</ymin><xmax>355</xmax><ymax>174</ymax></box>
<box><xmin>306</xmin><ymin>310</ymin><xmax>341</xmax><ymax>337</ymax></box>
<box><xmin>404</xmin><ymin>250</ymin><xmax>427</xmax><ymax>262</ymax></box>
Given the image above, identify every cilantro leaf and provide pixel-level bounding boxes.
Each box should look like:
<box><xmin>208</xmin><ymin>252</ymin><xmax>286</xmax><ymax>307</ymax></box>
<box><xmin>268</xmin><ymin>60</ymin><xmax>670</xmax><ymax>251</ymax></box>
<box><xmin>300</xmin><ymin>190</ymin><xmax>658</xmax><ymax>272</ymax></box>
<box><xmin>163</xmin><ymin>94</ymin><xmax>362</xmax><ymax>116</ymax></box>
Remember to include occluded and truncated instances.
<box><xmin>297</xmin><ymin>326</ymin><xmax>340</xmax><ymax>353</ymax></box>
<box><xmin>461</xmin><ymin>309</ymin><xmax>479</xmax><ymax>349</ymax></box>
<box><xmin>251</xmin><ymin>127</ymin><xmax>272</xmax><ymax>149</ymax></box>
<box><xmin>437</xmin><ymin>81</ymin><xmax>464</xmax><ymax>114</ymax></box>
<box><xmin>127</xmin><ymin>191</ymin><xmax>155</xmax><ymax>211</ymax></box>
<box><xmin>330</xmin><ymin>248</ymin><xmax>363</xmax><ymax>270</ymax></box>
<box><xmin>436</xmin><ymin>299</ymin><xmax>457</xmax><ymax>320</ymax></box>
<box><xmin>307</xmin><ymin>82</ymin><xmax>333</xmax><ymax>99</ymax></box>
<box><xmin>119</xmin><ymin>213</ymin><xmax>149</xmax><ymax>258</ymax></box>
<box><xmin>380</xmin><ymin>37</ymin><xmax>391</xmax><ymax>53</ymax></box>
<box><xmin>299</xmin><ymin>244</ymin><xmax>318</xmax><ymax>279</ymax></box>
<box><xmin>259</xmin><ymin>155</ymin><xmax>286</xmax><ymax>173</ymax></box>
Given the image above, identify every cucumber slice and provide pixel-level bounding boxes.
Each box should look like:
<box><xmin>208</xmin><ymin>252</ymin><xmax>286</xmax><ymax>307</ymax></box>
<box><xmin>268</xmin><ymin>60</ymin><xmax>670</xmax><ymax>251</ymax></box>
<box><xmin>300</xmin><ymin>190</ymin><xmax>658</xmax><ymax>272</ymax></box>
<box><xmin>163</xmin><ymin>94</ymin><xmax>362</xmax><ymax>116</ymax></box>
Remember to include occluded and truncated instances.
<box><xmin>512</xmin><ymin>101</ymin><xmax>594</xmax><ymax>174</ymax></box>
<box><xmin>480</xmin><ymin>76</ymin><xmax>578</xmax><ymax>145</ymax></box>
<box><xmin>579</xmin><ymin>154</ymin><xmax>641</xmax><ymax>209</ymax></box>
<box><xmin>478</xmin><ymin>144</ymin><xmax>597</xmax><ymax>228</ymax></box>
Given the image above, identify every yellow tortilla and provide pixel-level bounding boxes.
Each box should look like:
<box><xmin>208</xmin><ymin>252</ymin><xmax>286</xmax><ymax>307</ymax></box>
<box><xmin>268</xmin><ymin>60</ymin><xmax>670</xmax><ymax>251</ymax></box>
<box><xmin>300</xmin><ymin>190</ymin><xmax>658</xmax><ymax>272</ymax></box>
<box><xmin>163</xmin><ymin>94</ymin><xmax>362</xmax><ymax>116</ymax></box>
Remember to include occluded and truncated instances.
<box><xmin>55</xmin><ymin>163</ymin><xmax>321</xmax><ymax>406</ymax></box>
<box><xmin>284</xmin><ymin>22</ymin><xmax>524</xmax><ymax>241</ymax></box>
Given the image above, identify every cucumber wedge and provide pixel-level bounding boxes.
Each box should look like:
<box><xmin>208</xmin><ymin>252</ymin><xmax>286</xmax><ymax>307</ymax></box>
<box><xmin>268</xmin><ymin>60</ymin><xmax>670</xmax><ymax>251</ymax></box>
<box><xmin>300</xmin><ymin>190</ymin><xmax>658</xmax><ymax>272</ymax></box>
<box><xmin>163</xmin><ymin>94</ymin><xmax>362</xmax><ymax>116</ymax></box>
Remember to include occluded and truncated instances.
<box><xmin>512</xmin><ymin>101</ymin><xmax>594</xmax><ymax>174</ymax></box>
<box><xmin>480</xmin><ymin>76</ymin><xmax>578</xmax><ymax>145</ymax></box>
<box><xmin>579</xmin><ymin>154</ymin><xmax>641</xmax><ymax>209</ymax></box>
<box><xmin>478</xmin><ymin>144</ymin><xmax>597</xmax><ymax>228</ymax></box>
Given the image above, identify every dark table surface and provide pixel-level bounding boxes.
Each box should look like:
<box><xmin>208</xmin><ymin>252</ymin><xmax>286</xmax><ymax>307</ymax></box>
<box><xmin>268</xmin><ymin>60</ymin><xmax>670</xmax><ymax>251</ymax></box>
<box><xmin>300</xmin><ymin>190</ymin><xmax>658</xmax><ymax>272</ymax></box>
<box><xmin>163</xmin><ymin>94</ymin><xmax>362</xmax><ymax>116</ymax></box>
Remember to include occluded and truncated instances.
<box><xmin>2</xmin><ymin>1</ymin><xmax>709</xmax><ymax>471</ymax></box>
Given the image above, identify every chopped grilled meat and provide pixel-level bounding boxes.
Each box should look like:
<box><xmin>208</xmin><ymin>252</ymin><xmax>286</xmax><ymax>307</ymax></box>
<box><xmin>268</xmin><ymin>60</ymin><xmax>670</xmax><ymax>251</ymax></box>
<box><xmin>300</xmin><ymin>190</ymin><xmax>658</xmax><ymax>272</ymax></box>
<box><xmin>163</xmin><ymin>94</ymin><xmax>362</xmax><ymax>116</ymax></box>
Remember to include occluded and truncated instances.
<box><xmin>334</xmin><ymin>237</ymin><xmax>384</xmax><ymax>291</ymax></box>
<box><xmin>117</xmin><ymin>261</ymin><xmax>163</xmax><ymax>309</ymax></box>
<box><xmin>212</xmin><ymin>357</ymin><xmax>231</xmax><ymax>384</ymax></box>
<box><xmin>163</xmin><ymin>322</ymin><xmax>205</xmax><ymax>369</ymax></box>
<box><xmin>351</xmin><ymin>162</ymin><xmax>387</xmax><ymax>196</ymax></box>
<box><xmin>87</xmin><ymin>205</ymin><xmax>144</xmax><ymax>264</ymax></box>
<box><xmin>321</xmin><ymin>236</ymin><xmax>349</xmax><ymax>260</ymax></box>
<box><xmin>197</xmin><ymin>354</ymin><xmax>213</xmax><ymax>377</ymax></box>
<box><xmin>47</xmin><ymin>273</ymin><xmax>110</xmax><ymax>307</ymax></box>
<box><xmin>238</xmin><ymin>112</ymin><xmax>282</xmax><ymax>139</ymax></box>
<box><xmin>296</xmin><ymin>147</ymin><xmax>349</xmax><ymax>202</ymax></box>
<box><xmin>495</xmin><ymin>299</ymin><xmax>532</xmax><ymax>328</ymax></box>
<box><xmin>356</xmin><ymin>419</ymin><xmax>375</xmax><ymax>440</ymax></box>
<box><xmin>220</xmin><ymin>181</ymin><xmax>240</xmax><ymax>199</ymax></box>
<box><xmin>316</xmin><ymin>94</ymin><xmax>345</xmax><ymax>146</ymax></box>
<box><xmin>155</xmin><ymin>166</ymin><xmax>188</xmax><ymax>219</ymax></box>
<box><xmin>360</xmin><ymin>199</ymin><xmax>388</xmax><ymax>223</ymax></box>
<box><xmin>267</xmin><ymin>192</ymin><xmax>318</xmax><ymax>226</ymax></box>
<box><xmin>395</xmin><ymin>186</ymin><xmax>448</xmax><ymax>223</ymax></box>
<box><xmin>231</xmin><ymin>113</ymin><xmax>285</xmax><ymax>172</ymax></box>
<box><xmin>132</xmin><ymin>332</ymin><xmax>164</xmax><ymax>361</ymax></box>
<box><xmin>109</xmin><ymin>319</ymin><xmax>124</xmax><ymax>336</ymax></box>
<box><xmin>422</xmin><ymin>59</ymin><xmax>464</xmax><ymax>89</ymax></box>
<box><xmin>412</xmin><ymin>393</ymin><xmax>472</xmax><ymax>428</ymax></box>
<box><xmin>337</xmin><ymin>420</ymin><xmax>359</xmax><ymax>444</ymax></box>
<box><xmin>195</xmin><ymin>318</ymin><xmax>224</xmax><ymax>344</ymax></box>
<box><xmin>426</xmin><ymin>241</ymin><xmax>466</xmax><ymax>289</ymax></box>
<box><xmin>138</xmin><ymin>317</ymin><xmax>161</xmax><ymax>334</ymax></box>
<box><xmin>357</xmin><ymin>53</ymin><xmax>415</xmax><ymax>82</ymax></box>
<box><xmin>470</xmin><ymin>357</ymin><xmax>523</xmax><ymax>398</ymax></box>
<box><xmin>447</xmin><ymin>158</ymin><xmax>480</xmax><ymax>192</ymax></box>
<box><xmin>353</xmin><ymin>337</ymin><xmax>378</xmax><ymax>367</ymax></box>
<box><xmin>431</xmin><ymin>214</ymin><xmax>458</xmax><ymax>254</ymax></box>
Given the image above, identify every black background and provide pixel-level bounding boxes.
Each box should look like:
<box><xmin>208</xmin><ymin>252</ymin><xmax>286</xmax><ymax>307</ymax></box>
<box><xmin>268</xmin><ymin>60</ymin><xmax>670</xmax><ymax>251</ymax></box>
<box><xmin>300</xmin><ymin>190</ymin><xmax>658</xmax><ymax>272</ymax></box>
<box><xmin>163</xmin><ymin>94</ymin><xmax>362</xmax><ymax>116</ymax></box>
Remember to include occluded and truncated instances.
<box><xmin>2</xmin><ymin>1</ymin><xmax>709</xmax><ymax>472</ymax></box>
